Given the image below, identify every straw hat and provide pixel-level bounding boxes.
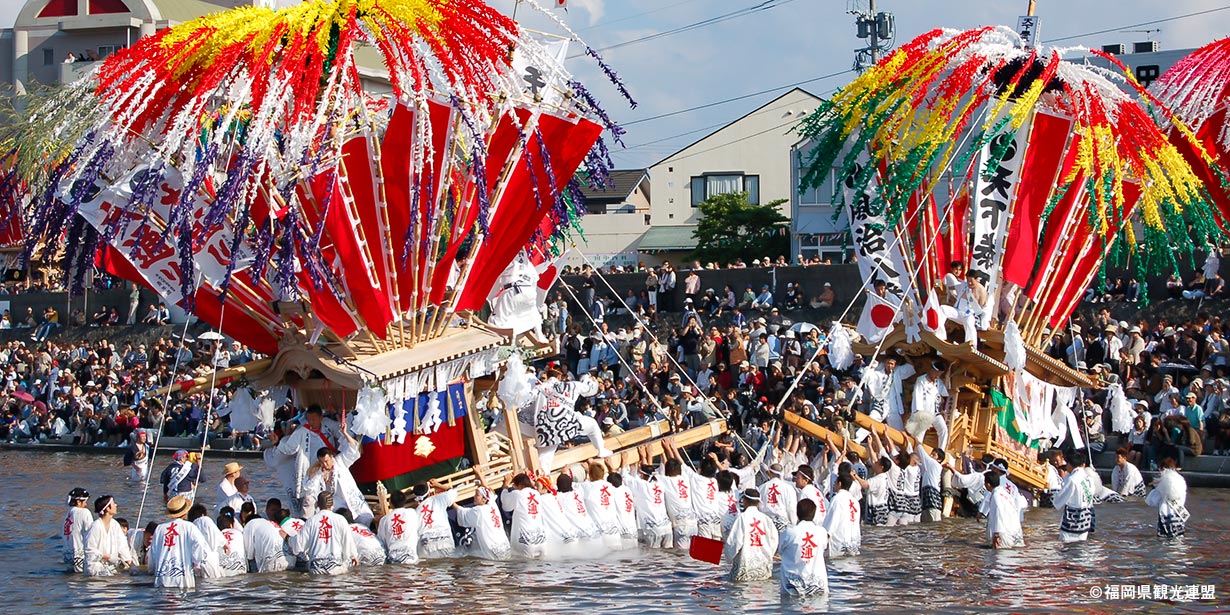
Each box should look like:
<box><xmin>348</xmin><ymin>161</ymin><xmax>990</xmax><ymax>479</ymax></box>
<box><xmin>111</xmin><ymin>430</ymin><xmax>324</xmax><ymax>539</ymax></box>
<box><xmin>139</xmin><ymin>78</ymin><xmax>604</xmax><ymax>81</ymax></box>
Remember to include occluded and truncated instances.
<box><xmin>223</xmin><ymin>462</ymin><xmax>244</xmax><ymax>476</ymax></box>
<box><xmin>166</xmin><ymin>496</ymin><xmax>191</xmax><ymax>519</ymax></box>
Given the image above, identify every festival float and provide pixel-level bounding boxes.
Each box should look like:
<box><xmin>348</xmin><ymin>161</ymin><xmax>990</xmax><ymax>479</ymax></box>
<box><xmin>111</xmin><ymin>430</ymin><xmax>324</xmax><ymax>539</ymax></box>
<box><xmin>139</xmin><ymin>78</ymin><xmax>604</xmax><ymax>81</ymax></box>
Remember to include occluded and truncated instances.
<box><xmin>1150</xmin><ymin>37</ymin><xmax>1230</xmax><ymax>234</ymax></box>
<box><xmin>3</xmin><ymin>0</ymin><xmax>722</xmax><ymax>508</ymax></box>
<box><xmin>784</xmin><ymin>25</ymin><xmax>1216</xmax><ymax>489</ymax></box>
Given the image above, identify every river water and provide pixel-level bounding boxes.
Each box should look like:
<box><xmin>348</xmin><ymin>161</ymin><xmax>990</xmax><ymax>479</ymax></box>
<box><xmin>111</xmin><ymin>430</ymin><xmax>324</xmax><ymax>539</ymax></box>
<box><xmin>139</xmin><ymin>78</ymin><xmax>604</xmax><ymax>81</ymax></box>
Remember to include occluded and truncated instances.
<box><xmin>1</xmin><ymin>448</ymin><xmax>1227</xmax><ymax>614</ymax></box>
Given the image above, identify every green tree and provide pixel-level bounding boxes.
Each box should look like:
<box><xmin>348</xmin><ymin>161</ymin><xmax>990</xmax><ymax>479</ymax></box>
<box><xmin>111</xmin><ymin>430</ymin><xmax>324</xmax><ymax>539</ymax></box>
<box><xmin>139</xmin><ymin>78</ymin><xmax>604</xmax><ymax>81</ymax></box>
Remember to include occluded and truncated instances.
<box><xmin>690</xmin><ymin>192</ymin><xmax>790</xmax><ymax>265</ymax></box>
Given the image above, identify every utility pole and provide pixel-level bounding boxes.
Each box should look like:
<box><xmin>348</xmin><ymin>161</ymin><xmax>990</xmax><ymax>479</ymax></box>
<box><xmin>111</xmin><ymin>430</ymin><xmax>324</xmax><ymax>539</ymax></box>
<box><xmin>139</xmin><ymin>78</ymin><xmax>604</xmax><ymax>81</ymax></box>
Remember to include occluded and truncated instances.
<box><xmin>852</xmin><ymin>1</ymin><xmax>894</xmax><ymax>73</ymax></box>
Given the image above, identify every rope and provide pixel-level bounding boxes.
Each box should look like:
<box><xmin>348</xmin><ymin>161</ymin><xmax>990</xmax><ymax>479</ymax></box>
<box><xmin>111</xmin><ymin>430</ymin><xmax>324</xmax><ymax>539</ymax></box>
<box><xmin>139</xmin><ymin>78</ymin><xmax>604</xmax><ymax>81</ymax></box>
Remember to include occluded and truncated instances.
<box><xmin>133</xmin><ymin>302</ymin><xmax>198</xmax><ymax>531</ymax></box>
<box><xmin>553</xmin><ymin>269</ymin><xmax>669</xmax><ymax>419</ymax></box>
<box><xmin>772</xmin><ymin>118</ymin><xmax>983</xmax><ymax>445</ymax></box>
<box><xmin>188</xmin><ymin>297</ymin><xmax>231</xmax><ymax>504</ymax></box>
<box><xmin>572</xmin><ymin>249</ymin><xmax>755</xmax><ymax>453</ymax></box>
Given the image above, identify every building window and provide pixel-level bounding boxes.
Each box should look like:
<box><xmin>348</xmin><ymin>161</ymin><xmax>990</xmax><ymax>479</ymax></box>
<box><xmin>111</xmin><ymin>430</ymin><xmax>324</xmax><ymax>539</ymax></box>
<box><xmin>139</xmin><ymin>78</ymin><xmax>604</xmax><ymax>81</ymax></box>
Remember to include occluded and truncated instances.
<box><xmin>690</xmin><ymin>173</ymin><xmax>760</xmax><ymax>206</ymax></box>
<box><xmin>794</xmin><ymin>146</ymin><xmax>835</xmax><ymax>205</ymax></box>
<box><xmin>97</xmin><ymin>45</ymin><xmax>118</xmax><ymax>59</ymax></box>
<box><xmin>43</xmin><ymin>49</ymin><xmax>54</xmax><ymax>66</ymax></box>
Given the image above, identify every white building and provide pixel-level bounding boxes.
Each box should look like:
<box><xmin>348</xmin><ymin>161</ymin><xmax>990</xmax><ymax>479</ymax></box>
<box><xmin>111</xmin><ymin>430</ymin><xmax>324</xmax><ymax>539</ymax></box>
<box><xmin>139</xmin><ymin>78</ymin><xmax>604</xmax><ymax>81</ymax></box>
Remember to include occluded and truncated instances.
<box><xmin>641</xmin><ymin>88</ymin><xmax>823</xmax><ymax>265</ymax></box>
<box><xmin>570</xmin><ymin>168</ymin><xmax>650</xmax><ymax>270</ymax></box>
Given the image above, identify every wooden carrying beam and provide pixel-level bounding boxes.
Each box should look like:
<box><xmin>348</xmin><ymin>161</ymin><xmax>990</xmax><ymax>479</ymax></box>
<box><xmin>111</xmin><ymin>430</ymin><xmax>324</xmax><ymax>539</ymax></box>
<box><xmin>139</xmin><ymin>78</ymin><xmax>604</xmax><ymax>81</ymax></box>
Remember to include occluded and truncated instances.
<box><xmin>850</xmin><ymin>411</ymin><xmax>935</xmax><ymax>456</ymax></box>
<box><xmin>782</xmin><ymin>411</ymin><xmax>867</xmax><ymax>458</ymax></box>
<box><xmin>549</xmin><ymin>420</ymin><xmax>671</xmax><ymax>471</ymax></box>
<box><xmin>148</xmin><ymin>358</ymin><xmax>273</xmax><ymax>397</ymax></box>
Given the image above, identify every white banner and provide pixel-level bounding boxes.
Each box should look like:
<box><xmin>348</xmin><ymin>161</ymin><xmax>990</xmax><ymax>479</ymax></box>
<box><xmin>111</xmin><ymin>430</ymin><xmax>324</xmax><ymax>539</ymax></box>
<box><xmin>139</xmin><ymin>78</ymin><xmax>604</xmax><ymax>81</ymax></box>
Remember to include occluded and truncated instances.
<box><xmin>841</xmin><ymin>148</ymin><xmax>909</xmax><ymax>299</ymax></box>
<box><xmin>970</xmin><ymin>116</ymin><xmax>1031</xmax><ymax>318</ymax></box>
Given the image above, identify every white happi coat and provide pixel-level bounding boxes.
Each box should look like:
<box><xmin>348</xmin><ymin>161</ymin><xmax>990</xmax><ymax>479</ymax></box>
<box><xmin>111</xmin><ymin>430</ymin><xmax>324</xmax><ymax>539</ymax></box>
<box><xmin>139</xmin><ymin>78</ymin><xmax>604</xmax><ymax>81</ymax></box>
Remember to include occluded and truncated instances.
<box><xmin>533</xmin><ymin>376</ymin><xmax>601</xmax><ymax>448</ymax></box>
<box><xmin>758</xmin><ymin>477</ymin><xmax>798</xmax><ymax>528</ymax></box>
<box><xmin>1052</xmin><ymin>468</ymin><xmax>1097</xmax><ymax>542</ymax></box>
<box><xmin>798</xmin><ymin>483</ymin><xmax>827</xmax><ymax>519</ymax></box>
<box><xmin>779</xmin><ymin>520</ymin><xmax>829</xmax><ymax>596</ymax></box>
<box><xmin>1112</xmin><ymin>462</ymin><xmax>1146</xmax><ymax>497</ymax></box>
<box><xmin>487</xmin><ymin>250</ymin><xmax>544</xmax><ymax>335</ymax></box>
<box><xmin>300</xmin><ymin>438</ymin><xmax>373</xmax><ymax>525</ymax></box>
<box><xmin>623</xmin><ymin>473</ymin><xmax>673</xmax><ymax>546</ymax></box>
<box><xmin>128</xmin><ymin>441</ymin><xmax>154</xmax><ymax>482</ymax></box>
<box><xmin>660</xmin><ymin>471</ymin><xmax>698</xmax><ymax>548</ymax></box>
<box><xmin>579</xmin><ymin>480</ymin><xmax>624</xmax><ymax>548</ymax></box>
<box><xmin>984</xmin><ymin>482</ymin><xmax>1026</xmax><ymax>549</ymax></box>
<box><xmin>217</xmin><ymin>528</ymin><xmax>247</xmax><ymax>576</ymax></box>
<box><xmin>418</xmin><ymin>489</ymin><xmax>457</xmax><ymax>557</ymax></box>
<box><xmin>456</xmin><ymin>502</ymin><xmax>512</xmax><ymax>560</ymax></box>
<box><xmin>539</xmin><ymin>492</ymin><xmax>582</xmax><ymax>554</ymax></box>
<box><xmin>908</xmin><ymin>375</ymin><xmax>949</xmax><ymax>442</ymax></box>
<box><xmin>687</xmin><ymin>469</ymin><xmax>724</xmax><ymax>540</ymax></box>
<box><xmin>823</xmin><ymin>489</ymin><xmax>862</xmax><ymax>556</ymax></box>
<box><xmin>192</xmin><ymin>516</ymin><xmax>226</xmax><ymax>578</ymax></box>
<box><xmin>501</xmin><ymin>487</ymin><xmax>549</xmax><ymax>559</ymax></box>
<box><xmin>557</xmin><ymin>489</ymin><xmax>601</xmax><ymax>545</ymax></box>
<box><xmin>377</xmin><ymin>507</ymin><xmax>422</xmax><ymax>564</ymax></box>
<box><xmin>62</xmin><ymin>507</ymin><xmax>94</xmax><ymax>572</ymax></box>
<box><xmin>350</xmin><ymin>523</ymin><xmax>387</xmax><ymax>566</ymax></box>
<box><xmin>1146</xmin><ymin>469</ymin><xmax>1189</xmax><ymax>537</ymax></box>
<box><xmin>863</xmin><ymin>361</ymin><xmax>916</xmax><ymax>429</ymax></box>
<box><xmin>611</xmin><ymin>484</ymin><xmax>640</xmax><ymax>548</ymax></box>
<box><xmin>244</xmin><ymin>518</ymin><xmax>294</xmax><ymax>573</ymax></box>
<box><xmin>299</xmin><ymin>510</ymin><xmax>357</xmax><ymax>575</ymax></box>
<box><xmin>149</xmin><ymin>518</ymin><xmax>211</xmax><ymax>589</ymax></box>
<box><xmin>264</xmin><ymin>422</ymin><xmax>340</xmax><ymax>517</ymax></box>
<box><xmin>724</xmin><ymin>505</ymin><xmax>779</xmax><ymax>582</ymax></box>
<box><xmin>84</xmin><ymin>518</ymin><xmax>136</xmax><ymax>576</ymax></box>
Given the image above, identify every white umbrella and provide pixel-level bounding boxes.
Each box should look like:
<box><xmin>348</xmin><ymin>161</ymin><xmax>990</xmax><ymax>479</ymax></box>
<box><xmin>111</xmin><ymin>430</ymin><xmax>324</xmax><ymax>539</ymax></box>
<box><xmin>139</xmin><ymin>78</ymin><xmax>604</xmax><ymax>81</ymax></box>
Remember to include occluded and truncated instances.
<box><xmin>789</xmin><ymin>322</ymin><xmax>819</xmax><ymax>334</ymax></box>
<box><xmin>198</xmin><ymin>331</ymin><xmax>224</xmax><ymax>341</ymax></box>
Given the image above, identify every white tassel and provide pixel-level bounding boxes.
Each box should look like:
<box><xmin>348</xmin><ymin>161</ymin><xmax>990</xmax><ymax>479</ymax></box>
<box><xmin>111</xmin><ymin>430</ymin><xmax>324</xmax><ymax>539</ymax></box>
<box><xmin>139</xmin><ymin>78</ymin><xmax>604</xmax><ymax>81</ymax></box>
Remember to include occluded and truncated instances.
<box><xmin>351</xmin><ymin>384</ymin><xmax>392</xmax><ymax>440</ymax></box>
<box><xmin>826</xmin><ymin>324</ymin><xmax>854</xmax><ymax>371</ymax></box>
<box><xmin>1003</xmin><ymin>320</ymin><xmax>1027</xmax><ymax>372</ymax></box>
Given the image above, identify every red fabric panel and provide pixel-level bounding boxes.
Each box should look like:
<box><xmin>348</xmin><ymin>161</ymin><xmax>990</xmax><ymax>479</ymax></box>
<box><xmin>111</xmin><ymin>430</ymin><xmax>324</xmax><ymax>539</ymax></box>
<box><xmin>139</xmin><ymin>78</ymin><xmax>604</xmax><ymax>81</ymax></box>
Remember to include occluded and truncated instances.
<box><xmin>294</xmin><ymin>181</ymin><xmax>361</xmax><ymax>339</ymax></box>
<box><xmin>340</xmin><ymin>135</ymin><xmax>395</xmax><ymax>328</ymax></box>
<box><xmin>945</xmin><ymin>188</ymin><xmax>969</xmax><ymax>268</ymax></box>
<box><xmin>309</xmin><ymin>174</ymin><xmax>392</xmax><ymax>338</ymax></box>
<box><xmin>380</xmin><ymin>103</ymin><xmax>415</xmax><ymax>314</ymax></box>
<box><xmin>1002</xmin><ymin>112</ymin><xmax>1072</xmax><ymax>287</ymax></box>
<box><xmin>396</xmin><ymin>100</ymin><xmax>454</xmax><ymax>314</ymax></box>
<box><xmin>1045</xmin><ymin>182</ymin><xmax>1142</xmax><ymax>329</ymax></box>
<box><xmin>1024</xmin><ymin>134</ymin><xmax>1085</xmax><ymax>303</ymax></box>
<box><xmin>455</xmin><ymin>113</ymin><xmax>602</xmax><ymax>311</ymax></box>
<box><xmin>348</xmin><ymin>420</ymin><xmax>467</xmax><ymax>483</ymax></box>
<box><xmin>95</xmin><ymin>244</ymin><xmax>154</xmax><ymax>291</ymax></box>
<box><xmin>689</xmin><ymin>535</ymin><xmax>724</xmax><ymax>564</ymax></box>
<box><xmin>1171</xmin><ymin>109</ymin><xmax>1230</xmax><ymax>232</ymax></box>
<box><xmin>188</xmin><ymin>284</ymin><xmax>279</xmax><ymax>356</ymax></box>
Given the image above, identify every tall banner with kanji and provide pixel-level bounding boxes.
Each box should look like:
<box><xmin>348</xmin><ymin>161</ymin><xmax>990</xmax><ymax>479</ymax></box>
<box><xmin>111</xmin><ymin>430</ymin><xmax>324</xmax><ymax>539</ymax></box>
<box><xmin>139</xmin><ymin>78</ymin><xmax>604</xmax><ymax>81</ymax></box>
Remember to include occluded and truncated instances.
<box><xmin>841</xmin><ymin>148</ymin><xmax>909</xmax><ymax>299</ymax></box>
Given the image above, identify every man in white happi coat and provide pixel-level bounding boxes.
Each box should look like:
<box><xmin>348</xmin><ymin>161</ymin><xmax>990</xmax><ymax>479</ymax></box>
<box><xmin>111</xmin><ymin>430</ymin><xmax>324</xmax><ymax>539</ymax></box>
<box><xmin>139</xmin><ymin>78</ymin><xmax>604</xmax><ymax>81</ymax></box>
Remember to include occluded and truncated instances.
<box><xmin>454</xmin><ymin>472</ymin><xmax>512</xmax><ymax>560</ymax></box>
<box><xmin>862</xmin><ymin>356</ymin><xmax>915</xmax><ymax>434</ymax></box>
<box><xmin>84</xmin><ymin>495</ymin><xmax>137</xmax><ymax>576</ymax></box>
<box><xmin>823</xmin><ymin>474</ymin><xmax>861</xmax><ymax>557</ymax></box>
<box><xmin>982</xmin><ymin>472</ymin><xmax>1026</xmax><ymax>549</ymax></box>
<box><xmin>758</xmin><ymin>463</ymin><xmax>798</xmax><ymax>531</ymax></box>
<box><xmin>243</xmin><ymin>511</ymin><xmax>296</xmax><ymax>573</ymax></box>
<box><xmin>300</xmin><ymin>428</ymin><xmax>373</xmax><ymax>525</ymax></box>
<box><xmin>123</xmin><ymin>430</ymin><xmax>154</xmax><ymax>482</ymax></box>
<box><xmin>344</xmin><ymin>511</ymin><xmax>386</xmax><ymax>567</ymax></box>
<box><xmin>297</xmin><ymin>493</ymin><xmax>358</xmax><ymax>575</ymax></box>
<box><xmin>217</xmin><ymin>462</ymin><xmax>244</xmax><ymax>508</ymax></box>
<box><xmin>943</xmin><ymin>261</ymin><xmax>985</xmax><ymax>343</ymax></box>
<box><xmin>1111</xmin><ymin>447</ymin><xmax>1146</xmax><ymax>497</ymax></box>
<box><xmin>501</xmin><ymin>473</ymin><xmax>550</xmax><ymax>559</ymax></box>
<box><xmin>906</xmin><ymin>361</ymin><xmax>951</xmax><ymax>450</ymax></box>
<box><xmin>378</xmin><ymin>490</ymin><xmax>422</xmax><ymax>564</ymax></box>
<box><xmin>1052</xmin><ymin>455</ymin><xmax>1097</xmax><ymax>543</ymax></box>
<box><xmin>62</xmin><ymin>487</ymin><xmax>94</xmax><ymax>573</ymax></box>
<box><xmin>265</xmin><ymin>406</ymin><xmax>343</xmax><ymax>517</ymax></box>
<box><xmin>579</xmin><ymin>461</ymin><xmax>625</xmax><ymax>549</ymax></box>
<box><xmin>415</xmin><ymin>479</ymin><xmax>457</xmax><ymax>558</ymax></box>
<box><xmin>533</xmin><ymin>368</ymin><xmax>611</xmax><ymax>472</ymax></box>
<box><xmin>724</xmin><ymin>489</ymin><xmax>779</xmax><ymax>582</ymax></box>
<box><xmin>149</xmin><ymin>496</ymin><xmax>212</xmax><ymax>589</ymax></box>
<box><xmin>780</xmin><ymin>498</ymin><xmax>829</xmax><ymax>596</ymax></box>
<box><xmin>659</xmin><ymin>443</ymin><xmax>699</xmax><ymax>550</ymax></box>
<box><xmin>622</xmin><ymin>460</ymin><xmax>673</xmax><ymax>549</ymax></box>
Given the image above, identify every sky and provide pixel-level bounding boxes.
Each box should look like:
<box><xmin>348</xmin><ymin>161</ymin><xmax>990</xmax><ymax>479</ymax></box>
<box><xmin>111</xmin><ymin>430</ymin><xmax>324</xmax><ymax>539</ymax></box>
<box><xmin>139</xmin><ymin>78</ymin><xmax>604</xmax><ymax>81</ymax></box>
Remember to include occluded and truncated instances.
<box><xmin>3</xmin><ymin>0</ymin><xmax>1228</xmax><ymax>170</ymax></box>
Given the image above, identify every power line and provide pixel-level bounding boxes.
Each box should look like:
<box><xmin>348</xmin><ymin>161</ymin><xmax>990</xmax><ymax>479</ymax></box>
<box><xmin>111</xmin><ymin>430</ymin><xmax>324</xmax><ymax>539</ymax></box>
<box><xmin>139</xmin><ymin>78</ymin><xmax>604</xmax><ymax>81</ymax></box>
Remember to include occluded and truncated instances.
<box><xmin>1043</xmin><ymin>5</ymin><xmax>1230</xmax><ymax>44</ymax></box>
<box><xmin>571</xmin><ymin>0</ymin><xmax>799</xmax><ymax>57</ymax></box>
<box><xmin>622</xmin><ymin>68</ymin><xmax>854</xmax><ymax>127</ymax></box>
<box><xmin>577</xmin><ymin>0</ymin><xmax>704</xmax><ymax>32</ymax></box>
